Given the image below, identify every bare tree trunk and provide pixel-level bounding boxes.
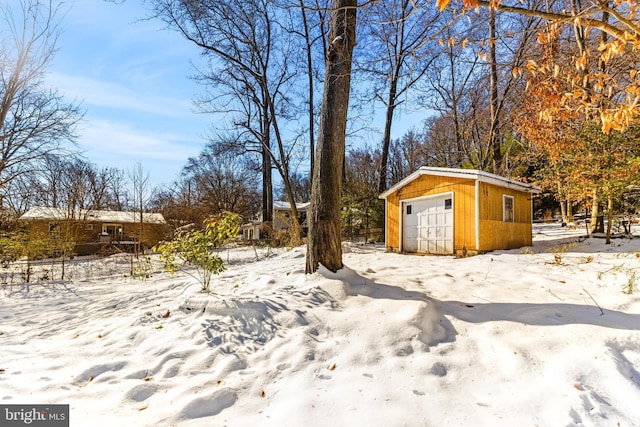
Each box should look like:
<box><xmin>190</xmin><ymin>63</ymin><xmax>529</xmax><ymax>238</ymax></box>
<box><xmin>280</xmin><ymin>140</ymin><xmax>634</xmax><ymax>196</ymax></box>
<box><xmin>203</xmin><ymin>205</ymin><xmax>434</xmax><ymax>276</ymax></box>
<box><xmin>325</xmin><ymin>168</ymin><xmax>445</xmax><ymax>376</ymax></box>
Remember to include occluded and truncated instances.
<box><xmin>449</xmin><ymin>53</ymin><xmax>464</xmax><ymax>166</ymax></box>
<box><xmin>282</xmin><ymin>181</ymin><xmax>302</xmax><ymax>245</ymax></box>
<box><xmin>590</xmin><ymin>189</ymin><xmax>604</xmax><ymax>233</ymax></box>
<box><xmin>299</xmin><ymin>0</ymin><xmax>316</xmax><ymax>183</ymax></box>
<box><xmin>605</xmin><ymin>192</ymin><xmax>613</xmax><ymax>244</ymax></box>
<box><xmin>129</xmin><ymin>162</ymin><xmax>151</xmax><ymax>258</ymax></box>
<box><xmin>377</xmin><ymin>76</ymin><xmax>399</xmax><ymax>193</ymax></box>
<box><xmin>489</xmin><ymin>6</ymin><xmax>502</xmax><ymax>174</ymax></box>
<box><xmin>306</xmin><ymin>0</ymin><xmax>356</xmax><ymax>273</ymax></box>
<box><xmin>261</xmin><ymin>133</ymin><xmax>273</xmax><ymax>226</ymax></box>
<box><xmin>560</xmin><ymin>198</ymin><xmax>568</xmax><ymax>224</ymax></box>
<box><xmin>268</xmin><ymin>98</ymin><xmax>303</xmax><ymax>245</ymax></box>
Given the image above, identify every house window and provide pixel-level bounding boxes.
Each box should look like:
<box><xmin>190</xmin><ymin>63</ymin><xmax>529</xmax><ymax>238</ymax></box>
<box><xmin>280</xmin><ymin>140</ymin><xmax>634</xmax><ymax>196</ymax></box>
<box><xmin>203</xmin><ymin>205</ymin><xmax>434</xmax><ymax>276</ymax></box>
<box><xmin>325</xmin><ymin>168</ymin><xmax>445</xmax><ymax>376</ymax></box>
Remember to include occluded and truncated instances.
<box><xmin>102</xmin><ymin>224</ymin><xmax>123</xmax><ymax>240</ymax></box>
<box><xmin>445</xmin><ymin>198</ymin><xmax>452</xmax><ymax>210</ymax></box>
<box><xmin>49</xmin><ymin>223</ymin><xmax>60</xmax><ymax>239</ymax></box>
<box><xmin>503</xmin><ymin>195</ymin><xmax>514</xmax><ymax>222</ymax></box>
<box><xmin>406</xmin><ymin>205</ymin><xmax>412</xmax><ymax>215</ymax></box>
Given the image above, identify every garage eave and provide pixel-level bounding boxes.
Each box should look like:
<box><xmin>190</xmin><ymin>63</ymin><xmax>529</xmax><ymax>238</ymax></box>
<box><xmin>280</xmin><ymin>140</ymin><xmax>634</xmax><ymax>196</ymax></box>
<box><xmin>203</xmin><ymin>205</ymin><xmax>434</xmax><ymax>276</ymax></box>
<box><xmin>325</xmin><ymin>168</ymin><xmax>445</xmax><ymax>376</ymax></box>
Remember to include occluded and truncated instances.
<box><xmin>379</xmin><ymin>166</ymin><xmax>540</xmax><ymax>199</ymax></box>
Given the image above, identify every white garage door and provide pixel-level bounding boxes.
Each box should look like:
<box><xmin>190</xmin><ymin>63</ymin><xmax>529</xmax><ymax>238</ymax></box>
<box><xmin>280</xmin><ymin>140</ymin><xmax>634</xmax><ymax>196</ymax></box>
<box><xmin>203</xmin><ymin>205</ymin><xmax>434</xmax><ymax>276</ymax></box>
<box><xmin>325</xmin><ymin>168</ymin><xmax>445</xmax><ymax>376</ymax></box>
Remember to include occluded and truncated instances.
<box><xmin>402</xmin><ymin>195</ymin><xmax>454</xmax><ymax>254</ymax></box>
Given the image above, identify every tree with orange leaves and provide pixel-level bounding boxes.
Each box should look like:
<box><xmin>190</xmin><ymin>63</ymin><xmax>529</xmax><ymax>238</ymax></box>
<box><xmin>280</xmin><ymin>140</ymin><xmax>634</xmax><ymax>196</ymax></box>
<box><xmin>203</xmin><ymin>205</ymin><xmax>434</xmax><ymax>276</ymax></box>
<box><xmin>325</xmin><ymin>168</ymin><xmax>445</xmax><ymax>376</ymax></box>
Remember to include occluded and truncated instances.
<box><xmin>439</xmin><ymin>0</ymin><xmax>640</xmax><ymax>133</ymax></box>
<box><xmin>515</xmin><ymin>65</ymin><xmax>585</xmax><ymax>225</ymax></box>
<box><xmin>516</xmin><ymin>29</ymin><xmax>640</xmax><ymax>239</ymax></box>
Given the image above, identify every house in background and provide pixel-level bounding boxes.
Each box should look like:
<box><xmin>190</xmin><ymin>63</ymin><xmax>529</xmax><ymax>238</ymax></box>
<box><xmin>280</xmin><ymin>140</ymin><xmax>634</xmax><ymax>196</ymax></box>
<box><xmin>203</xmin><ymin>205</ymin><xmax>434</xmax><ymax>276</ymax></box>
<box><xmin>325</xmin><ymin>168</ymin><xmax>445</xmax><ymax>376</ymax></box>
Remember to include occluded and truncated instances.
<box><xmin>19</xmin><ymin>207</ymin><xmax>168</xmax><ymax>255</ymax></box>
<box><xmin>241</xmin><ymin>201</ymin><xmax>310</xmax><ymax>240</ymax></box>
<box><xmin>379</xmin><ymin>167</ymin><xmax>540</xmax><ymax>255</ymax></box>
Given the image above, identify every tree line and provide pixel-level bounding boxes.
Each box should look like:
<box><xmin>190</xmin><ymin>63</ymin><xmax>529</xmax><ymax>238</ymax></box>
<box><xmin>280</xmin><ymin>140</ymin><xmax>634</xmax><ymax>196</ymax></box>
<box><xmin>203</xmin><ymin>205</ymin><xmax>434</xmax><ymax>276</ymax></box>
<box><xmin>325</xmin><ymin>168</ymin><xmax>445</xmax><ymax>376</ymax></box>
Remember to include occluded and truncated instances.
<box><xmin>2</xmin><ymin>0</ymin><xmax>640</xmax><ymax>268</ymax></box>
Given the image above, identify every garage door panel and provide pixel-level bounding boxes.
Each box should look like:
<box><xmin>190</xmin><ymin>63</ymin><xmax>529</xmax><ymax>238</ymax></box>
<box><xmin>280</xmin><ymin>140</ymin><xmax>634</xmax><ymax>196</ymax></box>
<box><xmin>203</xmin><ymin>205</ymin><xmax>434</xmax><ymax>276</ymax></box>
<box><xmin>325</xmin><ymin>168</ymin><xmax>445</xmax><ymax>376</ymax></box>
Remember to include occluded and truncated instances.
<box><xmin>403</xmin><ymin>228</ymin><xmax>418</xmax><ymax>252</ymax></box>
<box><xmin>418</xmin><ymin>227</ymin><xmax>428</xmax><ymax>240</ymax></box>
<box><xmin>402</xmin><ymin>195</ymin><xmax>453</xmax><ymax>254</ymax></box>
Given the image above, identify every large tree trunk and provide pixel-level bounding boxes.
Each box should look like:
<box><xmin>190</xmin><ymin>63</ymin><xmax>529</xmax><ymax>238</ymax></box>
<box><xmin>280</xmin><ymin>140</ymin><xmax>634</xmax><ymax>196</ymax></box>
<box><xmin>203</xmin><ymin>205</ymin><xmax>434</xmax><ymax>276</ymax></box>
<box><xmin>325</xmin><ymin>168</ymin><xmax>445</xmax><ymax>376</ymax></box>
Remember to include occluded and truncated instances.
<box><xmin>306</xmin><ymin>0</ymin><xmax>357</xmax><ymax>274</ymax></box>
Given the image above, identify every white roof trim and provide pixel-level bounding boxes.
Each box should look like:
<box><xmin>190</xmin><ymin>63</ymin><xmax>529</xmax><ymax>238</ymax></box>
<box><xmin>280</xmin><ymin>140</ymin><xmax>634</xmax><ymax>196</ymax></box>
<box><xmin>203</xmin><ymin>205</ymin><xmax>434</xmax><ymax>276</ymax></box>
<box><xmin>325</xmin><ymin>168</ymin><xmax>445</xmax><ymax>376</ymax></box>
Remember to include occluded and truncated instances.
<box><xmin>379</xmin><ymin>167</ymin><xmax>540</xmax><ymax>199</ymax></box>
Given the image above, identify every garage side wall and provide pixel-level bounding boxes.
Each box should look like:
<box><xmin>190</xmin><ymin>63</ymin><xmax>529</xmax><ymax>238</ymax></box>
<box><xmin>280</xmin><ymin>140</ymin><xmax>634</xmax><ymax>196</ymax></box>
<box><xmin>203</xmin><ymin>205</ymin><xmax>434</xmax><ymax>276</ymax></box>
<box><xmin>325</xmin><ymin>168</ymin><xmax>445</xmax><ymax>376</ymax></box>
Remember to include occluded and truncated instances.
<box><xmin>478</xmin><ymin>182</ymin><xmax>532</xmax><ymax>251</ymax></box>
<box><xmin>385</xmin><ymin>175</ymin><xmax>476</xmax><ymax>252</ymax></box>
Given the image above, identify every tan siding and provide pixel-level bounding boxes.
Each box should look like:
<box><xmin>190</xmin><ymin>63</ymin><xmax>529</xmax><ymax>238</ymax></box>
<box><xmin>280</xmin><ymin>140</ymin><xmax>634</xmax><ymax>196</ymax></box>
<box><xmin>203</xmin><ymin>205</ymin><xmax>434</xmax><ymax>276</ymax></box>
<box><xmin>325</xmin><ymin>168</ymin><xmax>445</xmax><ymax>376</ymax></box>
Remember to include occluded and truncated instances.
<box><xmin>27</xmin><ymin>221</ymin><xmax>50</xmax><ymax>238</ymax></box>
<box><xmin>139</xmin><ymin>223</ymin><xmax>169</xmax><ymax>247</ymax></box>
<box><xmin>478</xmin><ymin>183</ymin><xmax>533</xmax><ymax>250</ymax></box>
<box><xmin>453</xmin><ymin>179</ymin><xmax>476</xmax><ymax>251</ymax></box>
<box><xmin>479</xmin><ymin>221</ymin><xmax>532</xmax><ymax>250</ymax></box>
<box><xmin>75</xmin><ymin>223</ymin><xmax>99</xmax><ymax>242</ymax></box>
<box><xmin>386</xmin><ymin>195</ymin><xmax>401</xmax><ymax>250</ymax></box>
<box><xmin>25</xmin><ymin>219</ymin><xmax>168</xmax><ymax>253</ymax></box>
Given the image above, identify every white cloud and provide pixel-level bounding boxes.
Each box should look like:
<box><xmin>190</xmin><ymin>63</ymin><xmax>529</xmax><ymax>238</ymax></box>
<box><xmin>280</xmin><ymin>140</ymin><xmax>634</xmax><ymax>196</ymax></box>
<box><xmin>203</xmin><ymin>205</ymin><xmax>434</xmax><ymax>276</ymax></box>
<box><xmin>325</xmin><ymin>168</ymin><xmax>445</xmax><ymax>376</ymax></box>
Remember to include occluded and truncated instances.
<box><xmin>40</xmin><ymin>0</ymin><xmax>216</xmax><ymax>185</ymax></box>
<box><xmin>76</xmin><ymin>119</ymin><xmax>204</xmax><ymax>185</ymax></box>
<box><xmin>47</xmin><ymin>72</ymin><xmax>195</xmax><ymax>118</ymax></box>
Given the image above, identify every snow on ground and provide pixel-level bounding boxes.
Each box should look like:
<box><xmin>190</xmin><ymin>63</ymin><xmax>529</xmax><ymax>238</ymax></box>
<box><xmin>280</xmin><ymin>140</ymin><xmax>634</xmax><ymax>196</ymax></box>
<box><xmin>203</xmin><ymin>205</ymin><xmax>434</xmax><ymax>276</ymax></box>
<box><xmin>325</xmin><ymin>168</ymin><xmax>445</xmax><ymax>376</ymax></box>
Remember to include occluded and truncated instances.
<box><xmin>1</xmin><ymin>224</ymin><xmax>640</xmax><ymax>426</ymax></box>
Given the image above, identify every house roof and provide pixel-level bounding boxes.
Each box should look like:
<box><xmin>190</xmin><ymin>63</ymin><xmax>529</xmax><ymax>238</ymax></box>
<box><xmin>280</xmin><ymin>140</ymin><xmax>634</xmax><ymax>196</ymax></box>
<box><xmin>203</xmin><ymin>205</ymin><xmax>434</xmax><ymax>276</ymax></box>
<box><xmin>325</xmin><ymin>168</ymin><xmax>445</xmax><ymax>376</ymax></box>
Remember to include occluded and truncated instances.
<box><xmin>379</xmin><ymin>166</ymin><xmax>541</xmax><ymax>199</ymax></box>
<box><xmin>19</xmin><ymin>207</ymin><xmax>167</xmax><ymax>224</ymax></box>
<box><xmin>273</xmin><ymin>200</ymin><xmax>311</xmax><ymax>210</ymax></box>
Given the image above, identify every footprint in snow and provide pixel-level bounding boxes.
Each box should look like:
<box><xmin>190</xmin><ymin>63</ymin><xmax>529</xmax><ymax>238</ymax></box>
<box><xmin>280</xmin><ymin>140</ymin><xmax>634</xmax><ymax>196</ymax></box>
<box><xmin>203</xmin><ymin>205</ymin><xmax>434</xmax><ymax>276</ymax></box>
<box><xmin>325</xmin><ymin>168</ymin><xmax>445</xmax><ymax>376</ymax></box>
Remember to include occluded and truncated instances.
<box><xmin>176</xmin><ymin>389</ymin><xmax>237</xmax><ymax>420</ymax></box>
<box><xmin>125</xmin><ymin>383</ymin><xmax>159</xmax><ymax>402</ymax></box>
<box><xmin>74</xmin><ymin>361</ymin><xmax>126</xmax><ymax>384</ymax></box>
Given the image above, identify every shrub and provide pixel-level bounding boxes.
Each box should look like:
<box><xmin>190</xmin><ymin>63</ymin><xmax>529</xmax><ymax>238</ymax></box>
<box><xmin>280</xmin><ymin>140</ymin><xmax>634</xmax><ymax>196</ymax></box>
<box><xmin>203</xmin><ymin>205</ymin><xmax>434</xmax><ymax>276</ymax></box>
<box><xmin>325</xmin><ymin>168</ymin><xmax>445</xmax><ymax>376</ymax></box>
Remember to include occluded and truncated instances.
<box><xmin>0</xmin><ymin>231</ymin><xmax>58</xmax><ymax>282</ymax></box>
<box><xmin>154</xmin><ymin>212</ymin><xmax>240</xmax><ymax>292</ymax></box>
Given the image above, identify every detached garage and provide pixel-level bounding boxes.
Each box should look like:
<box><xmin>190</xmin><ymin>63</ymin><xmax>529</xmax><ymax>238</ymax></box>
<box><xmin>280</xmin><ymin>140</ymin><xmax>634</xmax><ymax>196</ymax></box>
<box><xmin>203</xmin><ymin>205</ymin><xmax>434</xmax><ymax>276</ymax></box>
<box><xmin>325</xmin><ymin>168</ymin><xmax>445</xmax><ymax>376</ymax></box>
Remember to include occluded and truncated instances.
<box><xmin>379</xmin><ymin>167</ymin><xmax>540</xmax><ymax>255</ymax></box>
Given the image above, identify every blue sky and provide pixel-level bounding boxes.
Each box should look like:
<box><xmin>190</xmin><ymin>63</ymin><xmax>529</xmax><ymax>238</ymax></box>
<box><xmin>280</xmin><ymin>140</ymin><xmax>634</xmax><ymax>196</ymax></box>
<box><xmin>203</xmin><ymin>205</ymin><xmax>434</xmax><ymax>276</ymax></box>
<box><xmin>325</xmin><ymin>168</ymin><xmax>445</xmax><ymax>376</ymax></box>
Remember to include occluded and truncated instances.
<box><xmin>47</xmin><ymin>0</ymin><xmax>425</xmax><ymax>188</ymax></box>
<box><xmin>48</xmin><ymin>0</ymin><xmax>211</xmax><ymax>186</ymax></box>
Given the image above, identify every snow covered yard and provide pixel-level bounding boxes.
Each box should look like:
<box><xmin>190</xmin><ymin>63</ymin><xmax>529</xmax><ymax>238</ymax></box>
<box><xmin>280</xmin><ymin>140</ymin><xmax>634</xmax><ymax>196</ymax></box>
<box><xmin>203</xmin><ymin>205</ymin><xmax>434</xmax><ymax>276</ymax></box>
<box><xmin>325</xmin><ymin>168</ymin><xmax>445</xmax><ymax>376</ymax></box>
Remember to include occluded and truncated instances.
<box><xmin>1</xmin><ymin>224</ymin><xmax>640</xmax><ymax>426</ymax></box>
